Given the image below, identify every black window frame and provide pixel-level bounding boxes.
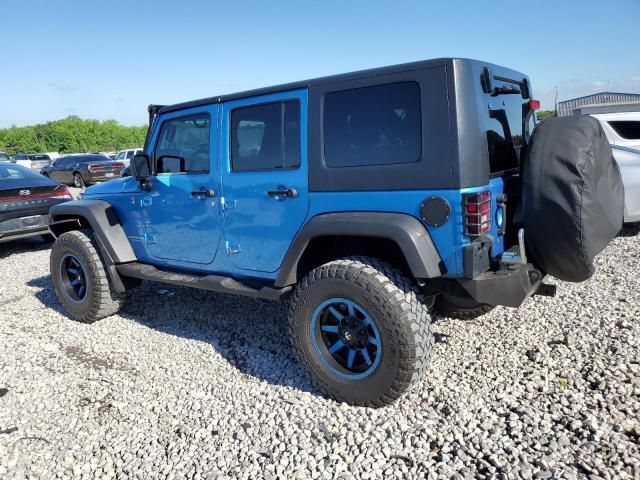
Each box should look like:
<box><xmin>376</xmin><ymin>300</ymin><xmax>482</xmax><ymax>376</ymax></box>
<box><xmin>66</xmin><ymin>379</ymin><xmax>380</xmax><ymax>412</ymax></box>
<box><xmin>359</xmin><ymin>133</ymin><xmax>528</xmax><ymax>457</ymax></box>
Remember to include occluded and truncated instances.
<box><xmin>321</xmin><ymin>81</ymin><xmax>423</xmax><ymax>169</ymax></box>
<box><xmin>230</xmin><ymin>99</ymin><xmax>301</xmax><ymax>173</ymax></box>
<box><xmin>153</xmin><ymin>112</ymin><xmax>212</xmax><ymax>175</ymax></box>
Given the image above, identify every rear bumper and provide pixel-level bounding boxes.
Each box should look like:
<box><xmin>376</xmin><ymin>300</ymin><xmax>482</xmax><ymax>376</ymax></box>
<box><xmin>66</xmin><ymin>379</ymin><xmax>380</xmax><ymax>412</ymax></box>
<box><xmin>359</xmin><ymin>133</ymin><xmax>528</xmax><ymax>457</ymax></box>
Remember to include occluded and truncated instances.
<box><xmin>0</xmin><ymin>214</ymin><xmax>49</xmax><ymax>243</ymax></box>
<box><xmin>457</xmin><ymin>263</ymin><xmax>546</xmax><ymax>308</ymax></box>
<box><xmin>86</xmin><ymin>172</ymin><xmax>119</xmax><ymax>183</ymax></box>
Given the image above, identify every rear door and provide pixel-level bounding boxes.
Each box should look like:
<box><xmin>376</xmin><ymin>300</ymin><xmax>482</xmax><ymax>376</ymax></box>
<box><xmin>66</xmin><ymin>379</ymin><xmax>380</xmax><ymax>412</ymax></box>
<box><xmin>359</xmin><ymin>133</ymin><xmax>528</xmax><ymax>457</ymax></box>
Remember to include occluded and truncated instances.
<box><xmin>220</xmin><ymin>89</ymin><xmax>308</xmax><ymax>273</ymax></box>
<box><xmin>141</xmin><ymin>105</ymin><xmax>222</xmax><ymax>266</ymax></box>
<box><xmin>479</xmin><ymin>64</ymin><xmax>536</xmax><ymax>250</ymax></box>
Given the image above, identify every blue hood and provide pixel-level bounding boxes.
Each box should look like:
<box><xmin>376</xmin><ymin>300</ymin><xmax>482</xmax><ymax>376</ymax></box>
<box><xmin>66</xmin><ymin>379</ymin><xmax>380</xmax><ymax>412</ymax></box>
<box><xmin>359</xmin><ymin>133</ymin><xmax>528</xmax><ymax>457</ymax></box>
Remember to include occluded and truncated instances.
<box><xmin>83</xmin><ymin>177</ymin><xmax>140</xmax><ymax>196</ymax></box>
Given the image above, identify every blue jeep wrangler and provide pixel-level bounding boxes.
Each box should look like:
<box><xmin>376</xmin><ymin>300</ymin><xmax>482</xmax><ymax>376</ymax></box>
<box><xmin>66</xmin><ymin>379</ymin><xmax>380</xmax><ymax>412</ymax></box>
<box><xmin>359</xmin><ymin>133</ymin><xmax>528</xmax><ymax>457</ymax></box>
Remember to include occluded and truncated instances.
<box><xmin>48</xmin><ymin>58</ymin><xmax>623</xmax><ymax>406</ymax></box>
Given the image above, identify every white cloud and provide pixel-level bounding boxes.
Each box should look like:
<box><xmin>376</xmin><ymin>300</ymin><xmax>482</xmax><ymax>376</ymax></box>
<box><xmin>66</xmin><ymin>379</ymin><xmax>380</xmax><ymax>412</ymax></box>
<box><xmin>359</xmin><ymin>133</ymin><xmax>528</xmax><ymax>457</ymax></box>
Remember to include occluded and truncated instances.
<box><xmin>592</xmin><ymin>81</ymin><xmax>606</xmax><ymax>88</ymax></box>
<box><xmin>632</xmin><ymin>76</ymin><xmax>640</xmax><ymax>81</ymax></box>
<box><xmin>47</xmin><ymin>81</ymin><xmax>77</xmax><ymax>92</ymax></box>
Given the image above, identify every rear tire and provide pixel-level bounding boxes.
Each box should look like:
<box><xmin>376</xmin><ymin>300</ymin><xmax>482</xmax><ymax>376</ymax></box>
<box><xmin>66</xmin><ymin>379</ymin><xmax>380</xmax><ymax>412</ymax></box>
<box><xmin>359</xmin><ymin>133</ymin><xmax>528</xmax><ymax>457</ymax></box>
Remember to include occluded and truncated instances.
<box><xmin>50</xmin><ymin>229</ymin><xmax>124</xmax><ymax>323</ymax></box>
<box><xmin>73</xmin><ymin>172</ymin><xmax>85</xmax><ymax>188</ymax></box>
<box><xmin>288</xmin><ymin>257</ymin><xmax>434</xmax><ymax>407</ymax></box>
<box><xmin>435</xmin><ymin>293</ymin><xmax>495</xmax><ymax>320</ymax></box>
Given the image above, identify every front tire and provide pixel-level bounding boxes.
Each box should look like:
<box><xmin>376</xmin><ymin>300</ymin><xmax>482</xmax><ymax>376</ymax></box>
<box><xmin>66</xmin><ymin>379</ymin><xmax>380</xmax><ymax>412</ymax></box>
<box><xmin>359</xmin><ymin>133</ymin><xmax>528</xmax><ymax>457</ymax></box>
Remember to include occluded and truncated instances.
<box><xmin>50</xmin><ymin>230</ymin><xmax>124</xmax><ymax>323</ymax></box>
<box><xmin>288</xmin><ymin>257</ymin><xmax>434</xmax><ymax>407</ymax></box>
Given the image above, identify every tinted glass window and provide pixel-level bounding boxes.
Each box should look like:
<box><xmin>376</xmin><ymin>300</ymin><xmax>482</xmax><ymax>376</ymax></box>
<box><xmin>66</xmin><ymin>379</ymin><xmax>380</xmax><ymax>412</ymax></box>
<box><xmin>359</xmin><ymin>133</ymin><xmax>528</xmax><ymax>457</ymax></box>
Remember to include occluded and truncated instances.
<box><xmin>231</xmin><ymin>100</ymin><xmax>300</xmax><ymax>172</ymax></box>
<box><xmin>116</xmin><ymin>152</ymin><xmax>126</xmax><ymax>160</ymax></box>
<box><xmin>484</xmin><ymin>84</ymin><xmax>527</xmax><ymax>175</ymax></box>
<box><xmin>0</xmin><ymin>163</ymin><xmax>42</xmax><ymax>180</ymax></box>
<box><xmin>28</xmin><ymin>154</ymin><xmax>50</xmax><ymax>161</ymax></box>
<box><xmin>126</xmin><ymin>150</ymin><xmax>135</xmax><ymax>159</ymax></box>
<box><xmin>0</xmin><ymin>153</ymin><xmax>9</xmax><ymax>161</ymax></box>
<box><xmin>608</xmin><ymin>121</ymin><xmax>640</xmax><ymax>140</ymax></box>
<box><xmin>155</xmin><ymin>114</ymin><xmax>210</xmax><ymax>174</ymax></box>
<box><xmin>323</xmin><ymin>82</ymin><xmax>421</xmax><ymax>168</ymax></box>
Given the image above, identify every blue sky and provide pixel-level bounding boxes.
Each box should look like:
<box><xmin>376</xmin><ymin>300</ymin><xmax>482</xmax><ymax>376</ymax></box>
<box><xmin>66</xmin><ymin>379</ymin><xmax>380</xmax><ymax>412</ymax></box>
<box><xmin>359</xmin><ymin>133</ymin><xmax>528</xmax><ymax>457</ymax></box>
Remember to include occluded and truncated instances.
<box><xmin>1</xmin><ymin>0</ymin><xmax>639</xmax><ymax>128</ymax></box>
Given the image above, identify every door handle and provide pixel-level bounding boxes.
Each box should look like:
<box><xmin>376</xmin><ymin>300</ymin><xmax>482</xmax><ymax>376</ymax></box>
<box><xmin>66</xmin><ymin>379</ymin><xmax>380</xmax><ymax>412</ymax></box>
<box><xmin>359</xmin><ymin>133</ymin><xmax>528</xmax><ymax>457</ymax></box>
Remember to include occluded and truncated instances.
<box><xmin>267</xmin><ymin>188</ymin><xmax>298</xmax><ymax>198</ymax></box>
<box><xmin>191</xmin><ymin>188</ymin><xmax>216</xmax><ymax>198</ymax></box>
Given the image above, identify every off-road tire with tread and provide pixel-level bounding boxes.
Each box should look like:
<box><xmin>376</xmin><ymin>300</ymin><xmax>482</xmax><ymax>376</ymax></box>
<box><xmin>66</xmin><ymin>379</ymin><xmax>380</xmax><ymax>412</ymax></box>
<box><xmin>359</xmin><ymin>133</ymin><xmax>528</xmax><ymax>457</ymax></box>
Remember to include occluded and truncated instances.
<box><xmin>50</xmin><ymin>229</ymin><xmax>124</xmax><ymax>323</ymax></box>
<box><xmin>435</xmin><ymin>293</ymin><xmax>495</xmax><ymax>320</ymax></box>
<box><xmin>288</xmin><ymin>256</ymin><xmax>434</xmax><ymax>407</ymax></box>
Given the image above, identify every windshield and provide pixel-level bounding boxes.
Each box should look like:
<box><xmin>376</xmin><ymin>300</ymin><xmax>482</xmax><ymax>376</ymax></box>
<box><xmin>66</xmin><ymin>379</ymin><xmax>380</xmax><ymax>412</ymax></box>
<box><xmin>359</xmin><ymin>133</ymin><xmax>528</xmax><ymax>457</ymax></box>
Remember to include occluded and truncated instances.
<box><xmin>0</xmin><ymin>153</ymin><xmax>10</xmax><ymax>161</ymax></box>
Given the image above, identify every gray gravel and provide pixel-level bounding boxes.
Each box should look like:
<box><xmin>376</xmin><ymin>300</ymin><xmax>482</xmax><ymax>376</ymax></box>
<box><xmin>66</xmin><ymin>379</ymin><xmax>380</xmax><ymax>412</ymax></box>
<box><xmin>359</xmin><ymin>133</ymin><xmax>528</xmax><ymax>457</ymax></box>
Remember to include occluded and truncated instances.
<box><xmin>1</xmin><ymin>226</ymin><xmax>639</xmax><ymax>479</ymax></box>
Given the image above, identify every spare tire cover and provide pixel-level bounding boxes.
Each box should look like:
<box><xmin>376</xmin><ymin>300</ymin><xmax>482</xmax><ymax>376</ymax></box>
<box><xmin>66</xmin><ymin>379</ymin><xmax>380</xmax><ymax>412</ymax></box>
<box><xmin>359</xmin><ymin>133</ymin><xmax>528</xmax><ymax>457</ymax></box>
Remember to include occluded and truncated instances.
<box><xmin>522</xmin><ymin>116</ymin><xmax>623</xmax><ymax>282</ymax></box>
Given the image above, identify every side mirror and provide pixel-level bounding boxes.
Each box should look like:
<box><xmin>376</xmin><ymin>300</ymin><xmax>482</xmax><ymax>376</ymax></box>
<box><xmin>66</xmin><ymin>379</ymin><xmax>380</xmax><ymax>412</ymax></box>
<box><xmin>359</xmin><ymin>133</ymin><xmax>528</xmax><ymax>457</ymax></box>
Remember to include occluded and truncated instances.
<box><xmin>132</xmin><ymin>153</ymin><xmax>152</xmax><ymax>192</ymax></box>
<box><xmin>132</xmin><ymin>153</ymin><xmax>151</xmax><ymax>178</ymax></box>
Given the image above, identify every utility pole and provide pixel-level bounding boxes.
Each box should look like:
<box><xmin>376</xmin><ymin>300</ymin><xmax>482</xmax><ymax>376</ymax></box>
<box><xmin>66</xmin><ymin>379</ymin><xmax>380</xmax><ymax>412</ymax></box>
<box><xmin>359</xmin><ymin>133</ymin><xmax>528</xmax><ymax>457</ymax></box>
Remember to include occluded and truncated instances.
<box><xmin>554</xmin><ymin>85</ymin><xmax>558</xmax><ymax>117</ymax></box>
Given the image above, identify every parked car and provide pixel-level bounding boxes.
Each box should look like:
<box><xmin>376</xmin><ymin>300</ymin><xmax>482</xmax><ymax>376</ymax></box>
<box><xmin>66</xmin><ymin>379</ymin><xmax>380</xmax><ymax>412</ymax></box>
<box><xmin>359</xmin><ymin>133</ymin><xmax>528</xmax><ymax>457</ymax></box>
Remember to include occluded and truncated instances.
<box><xmin>592</xmin><ymin>112</ymin><xmax>640</xmax><ymax>150</ymax></box>
<box><xmin>47</xmin><ymin>58</ymin><xmax>623</xmax><ymax>406</ymax></box>
<box><xmin>14</xmin><ymin>153</ymin><xmax>53</xmax><ymax>171</ymax></box>
<box><xmin>114</xmin><ymin>148</ymin><xmax>143</xmax><ymax>167</ymax></box>
<box><xmin>0</xmin><ymin>152</ymin><xmax>10</xmax><ymax>162</ymax></box>
<box><xmin>40</xmin><ymin>154</ymin><xmax>125</xmax><ymax>188</ymax></box>
<box><xmin>0</xmin><ymin>162</ymin><xmax>73</xmax><ymax>243</ymax></box>
<box><xmin>612</xmin><ymin>145</ymin><xmax>640</xmax><ymax>223</ymax></box>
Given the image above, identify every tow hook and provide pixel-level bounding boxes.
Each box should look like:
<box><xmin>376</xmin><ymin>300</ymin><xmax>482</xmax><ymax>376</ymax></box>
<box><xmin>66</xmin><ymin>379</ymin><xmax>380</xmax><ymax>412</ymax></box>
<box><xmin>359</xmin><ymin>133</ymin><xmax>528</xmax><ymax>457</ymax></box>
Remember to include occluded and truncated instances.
<box><xmin>535</xmin><ymin>283</ymin><xmax>557</xmax><ymax>297</ymax></box>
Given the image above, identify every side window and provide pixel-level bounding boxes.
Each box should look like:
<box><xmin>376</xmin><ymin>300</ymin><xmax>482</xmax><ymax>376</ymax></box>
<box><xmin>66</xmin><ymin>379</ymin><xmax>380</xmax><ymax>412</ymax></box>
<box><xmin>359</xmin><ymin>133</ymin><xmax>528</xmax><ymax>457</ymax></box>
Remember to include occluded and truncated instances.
<box><xmin>116</xmin><ymin>152</ymin><xmax>126</xmax><ymax>160</ymax></box>
<box><xmin>231</xmin><ymin>100</ymin><xmax>300</xmax><ymax>172</ymax></box>
<box><xmin>323</xmin><ymin>82</ymin><xmax>421</xmax><ymax>167</ymax></box>
<box><xmin>155</xmin><ymin>114</ymin><xmax>211</xmax><ymax>174</ymax></box>
<box><xmin>608</xmin><ymin>121</ymin><xmax>640</xmax><ymax>140</ymax></box>
<box><xmin>126</xmin><ymin>150</ymin><xmax>135</xmax><ymax>159</ymax></box>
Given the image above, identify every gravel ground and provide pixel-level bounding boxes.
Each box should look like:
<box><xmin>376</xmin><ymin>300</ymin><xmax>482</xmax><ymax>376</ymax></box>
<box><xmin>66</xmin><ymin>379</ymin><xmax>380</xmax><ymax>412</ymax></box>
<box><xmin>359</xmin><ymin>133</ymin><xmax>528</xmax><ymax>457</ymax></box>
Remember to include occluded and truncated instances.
<box><xmin>0</xmin><ymin>225</ymin><xmax>639</xmax><ymax>480</ymax></box>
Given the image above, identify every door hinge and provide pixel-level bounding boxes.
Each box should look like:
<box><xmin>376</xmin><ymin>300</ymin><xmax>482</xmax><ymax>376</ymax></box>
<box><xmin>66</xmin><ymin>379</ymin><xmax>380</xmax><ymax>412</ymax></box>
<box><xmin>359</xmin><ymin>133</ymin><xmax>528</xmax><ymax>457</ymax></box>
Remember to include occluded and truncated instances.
<box><xmin>225</xmin><ymin>241</ymin><xmax>241</xmax><ymax>255</ymax></box>
<box><xmin>144</xmin><ymin>232</ymin><xmax>158</xmax><ymax>244</ymax></box>
<box><xmin>220</xmin><ymin>197</ymin><xmax>237</xmax><ymax>211</ymax></box>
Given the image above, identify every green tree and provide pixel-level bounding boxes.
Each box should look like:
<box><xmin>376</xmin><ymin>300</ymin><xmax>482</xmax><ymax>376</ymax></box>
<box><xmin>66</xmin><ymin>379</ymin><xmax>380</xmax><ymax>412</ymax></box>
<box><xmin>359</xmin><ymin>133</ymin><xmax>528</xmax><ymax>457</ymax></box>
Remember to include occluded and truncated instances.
<box><xmin>536</xmin><ymin>110</ymin><xmax>557</xmax><ymax>122</ymax></box>
<box><xmin>0</xmin><ymin>117</ymin><xmax>147</xmax><ymax>155</ymax></box>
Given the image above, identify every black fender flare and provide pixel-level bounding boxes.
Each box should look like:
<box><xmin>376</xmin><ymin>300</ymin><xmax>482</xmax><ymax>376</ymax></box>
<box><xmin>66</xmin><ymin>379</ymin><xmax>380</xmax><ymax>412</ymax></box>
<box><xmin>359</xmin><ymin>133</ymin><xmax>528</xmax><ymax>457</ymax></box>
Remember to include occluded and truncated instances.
<box><xmin>49</xmin><ymin>200</ymin><xmax>137</xmax><ymax>293</ymax></box>
<box><xmin>275</xmin><ymin>212</ymin><xmax>444</xmax><ymax>287</ymax></box>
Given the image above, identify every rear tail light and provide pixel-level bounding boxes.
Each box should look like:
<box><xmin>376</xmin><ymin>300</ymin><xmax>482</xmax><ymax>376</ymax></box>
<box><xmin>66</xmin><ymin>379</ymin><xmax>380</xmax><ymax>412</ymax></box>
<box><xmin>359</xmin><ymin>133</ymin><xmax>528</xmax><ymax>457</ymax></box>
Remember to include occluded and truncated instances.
<box><xmin>52</xmin><ymin>187</ymin><xmax>74</xmax><ymax>199</ymax></box>
<box><xmin>0</xmin><ymin>187</ymin><xmax>73</xmax><ymax>206</ymax></box>
<box><xmin>464</xmin><ymin>191</ymin><xmax>491</xmax><ymax>236</ymax></box>
<box><xmin>529</xmin><ymin>99</ymin><xmax>540</xmax><ymax>111</ymax></box>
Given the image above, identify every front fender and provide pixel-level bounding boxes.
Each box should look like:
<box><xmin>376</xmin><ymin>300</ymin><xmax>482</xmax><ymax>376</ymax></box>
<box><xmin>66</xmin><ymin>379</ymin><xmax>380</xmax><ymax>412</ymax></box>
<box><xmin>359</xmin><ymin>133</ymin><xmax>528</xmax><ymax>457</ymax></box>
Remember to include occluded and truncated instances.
<box><xmin>49</xmin><ymin>200</ymin><xmax>138</xmax><ymax>293</ymax></box>
<box><xmin>275</xmin><ymin>212</ymin><xmax>444</xmax><ymax>287</ymax></box>
<box><xmin>49</xmin><ymin>199</ymin><xmax>137</xmax><ymax>264</ymax></box>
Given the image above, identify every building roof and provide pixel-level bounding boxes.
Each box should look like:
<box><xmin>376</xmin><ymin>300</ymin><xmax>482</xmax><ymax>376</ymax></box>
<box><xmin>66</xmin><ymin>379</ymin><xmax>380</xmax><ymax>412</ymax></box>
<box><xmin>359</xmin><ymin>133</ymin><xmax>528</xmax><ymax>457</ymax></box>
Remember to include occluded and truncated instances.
<box><xmin>558</xmin><ymin>92</ymin><xmax>640</xmax><ymax>116</ymax></box>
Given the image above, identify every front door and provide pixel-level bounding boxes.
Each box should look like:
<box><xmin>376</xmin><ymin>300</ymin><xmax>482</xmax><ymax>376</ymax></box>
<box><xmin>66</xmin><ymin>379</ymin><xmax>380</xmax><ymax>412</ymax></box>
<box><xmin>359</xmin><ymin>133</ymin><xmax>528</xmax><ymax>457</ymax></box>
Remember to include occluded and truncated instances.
<box><xmin>221</xmin><ymin>90</ymin><xmax>309</xmax><ymax>273</ymax></box>
<box><xmin>142</xmin><ymin>106</ymin><xmax>222</xmax><ymax>266</ymax></box>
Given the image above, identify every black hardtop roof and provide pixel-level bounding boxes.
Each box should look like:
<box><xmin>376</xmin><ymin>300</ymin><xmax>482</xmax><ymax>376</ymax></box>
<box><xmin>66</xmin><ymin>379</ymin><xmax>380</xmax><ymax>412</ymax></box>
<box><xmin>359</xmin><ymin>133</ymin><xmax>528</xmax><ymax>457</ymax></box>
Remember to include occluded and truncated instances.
<box><xmin>157</xmin><ymin>57</ymin><xmax>478</xmax><ymax>115</ymax></box>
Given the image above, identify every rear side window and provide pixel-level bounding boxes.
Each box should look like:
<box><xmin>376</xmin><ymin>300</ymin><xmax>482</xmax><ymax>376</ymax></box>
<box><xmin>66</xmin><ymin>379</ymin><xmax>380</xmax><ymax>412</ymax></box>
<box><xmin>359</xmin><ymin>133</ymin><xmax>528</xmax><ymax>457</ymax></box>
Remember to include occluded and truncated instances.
<box><xmin>231</xmin><ymin>100</ymin><xmax>300</xmax><ymax>172</ymax></box>
<box><xmin>323</xmin><ymin>82</ymin><xmax>421</xmax><ymax>168</ymax></box>
<box><xmin>126</xmin><ymin>150</ymin><xmax>135</xmax><ymax>159</ymax></box>
<box><xmin>608</xmin><ymin>121</ymin><xmax>640</xmax><ymax>140</ymax></box>
<box><xmin>155</xmin><ymin>114</ymin><xmax>211</xmax><ymax>174</ymax></box>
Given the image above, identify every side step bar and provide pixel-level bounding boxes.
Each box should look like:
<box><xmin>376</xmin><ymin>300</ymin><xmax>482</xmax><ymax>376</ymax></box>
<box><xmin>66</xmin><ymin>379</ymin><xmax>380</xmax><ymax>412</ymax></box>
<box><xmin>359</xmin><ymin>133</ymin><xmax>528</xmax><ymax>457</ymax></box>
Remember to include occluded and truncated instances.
<box><xmin>116</xmin><ymin>262</ymin><xmax>290</xmax><ymax>301</ymax></box>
